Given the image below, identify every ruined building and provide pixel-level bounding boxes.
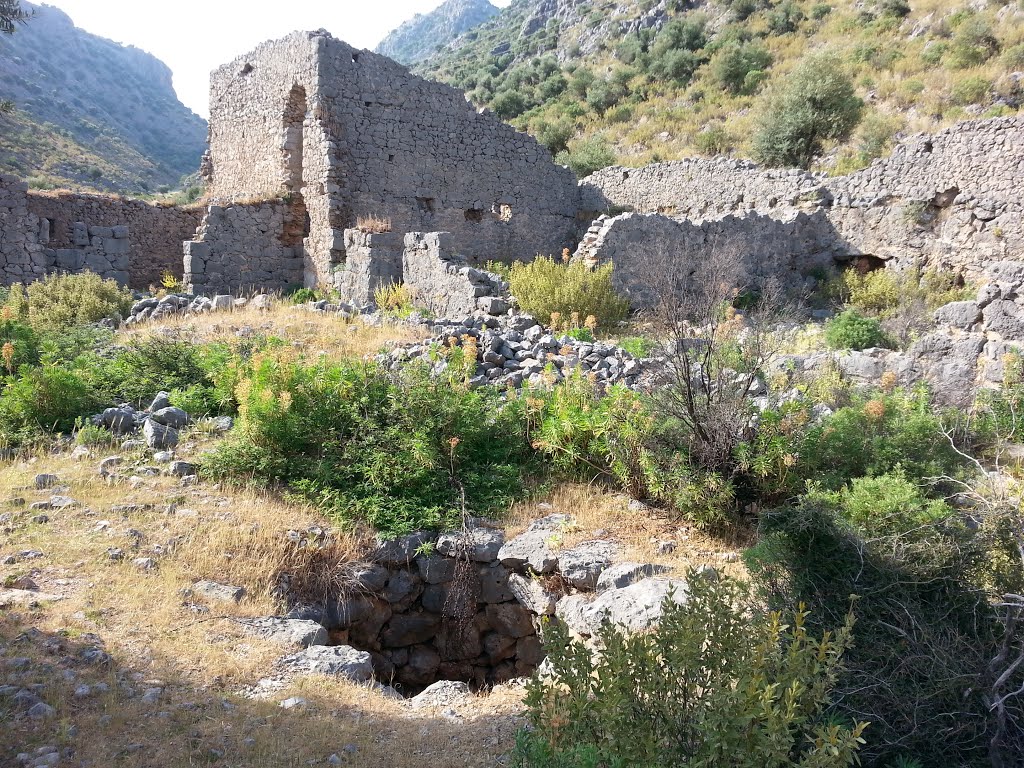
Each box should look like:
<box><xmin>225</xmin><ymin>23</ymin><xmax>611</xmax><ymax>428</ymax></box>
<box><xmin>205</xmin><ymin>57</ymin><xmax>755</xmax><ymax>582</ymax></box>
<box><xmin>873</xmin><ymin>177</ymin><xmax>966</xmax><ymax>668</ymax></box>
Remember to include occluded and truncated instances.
<box><xmin>184</xmin><ymin>30</ymin><xmax>581</xmax><ymax>295</ymax></box>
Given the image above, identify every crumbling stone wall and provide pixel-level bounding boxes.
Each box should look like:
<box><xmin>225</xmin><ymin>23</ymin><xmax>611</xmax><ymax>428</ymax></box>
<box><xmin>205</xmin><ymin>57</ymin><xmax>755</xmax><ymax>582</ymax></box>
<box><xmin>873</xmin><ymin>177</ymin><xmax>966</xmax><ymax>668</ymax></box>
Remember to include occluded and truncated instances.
<box><xmin>201</xmin><ymin>30</ymin><xmax>580</xmax><ymax>290</ymax></box>
<box><xmin>0</xmin><ymin>175</ymin><xmax>47</xmax><ymax>284</ymax></box>
<box><xmin>336</xmin><ymin>229</ymin><xmax>404</xmax><ymax>306</ymax></box>
<box><xmin>26</xmin><ymin>192</ymin><xmax>202</xmax><ymax>287</ymax></box>
<box><xmin>0</xmin><ymin>175</ymin><xmax>200</xmax><ymax>287</ymax></box>
<box><xmin>575</xmin><ymin>210</ymin><xmax>840</xmax><ymax>307</ymax></box>
<box><xmin>184</xmin><ymin>201</ymin><xmax>303</xmax><ymax>295</ymax></box>
<box><xmin>579</xmin><ymin>116</ymin><xmax>1024</xmax><ymax>282</ymax></box>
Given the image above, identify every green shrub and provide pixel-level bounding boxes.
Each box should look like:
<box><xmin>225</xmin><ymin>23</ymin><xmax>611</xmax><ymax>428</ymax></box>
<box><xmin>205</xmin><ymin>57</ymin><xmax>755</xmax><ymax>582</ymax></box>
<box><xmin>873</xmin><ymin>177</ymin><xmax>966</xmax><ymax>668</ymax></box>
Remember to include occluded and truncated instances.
<box><xmin>555</xmin><ymin>137</ymin><xmax>616</xmax><ymax>178</ymax></box>
<box><xmin>508</xmin><ymin>257</ymin><xmax>629</xmax><ymax>331</ymax></box>
<box><xmin>0</xmin><ymin>365</ymin><xmax>99</xmax><ymax>436</ymax></box>
<box><xmin>514</xmin><ymin>574</ymin><xmax>865</xmax><ymax>768</ymax></box>
<box><xmin>73</xmin><ymin>418</ymin><xmax>119</xmax><ymax>448</ymax></box>
<box><xmin>824</xmin><ymin>309</ymin><xmax>889</xmax><ymax>350</ymax></box>
<box><xmin>22</xmin><ymin>272</ymin><xmax>133</xmax><ymax>333</ymax></box>
<box><xmin>617</xmin><ymin>336</ymin><xmax>656</xmax><ymax>358</ymax></box>
<box><xmin>752</xmin><ymin>53</ymin><xmax>863</xmax><ymax>168</ymax></box>
<box><xmin>796</xmin><ymin>389</ymin><xmax>963</xmax><ymax>489</ymax></box>
<box><xmin>288</xmin><ymin>287</ymin><xmax>319</xmax><ymax>304</ymax></box>
<box><xmin>950</xmin><ymin>75</ymin><xmax>991</xmax><ymax>105</ymax></box>
<box><xmin>748</xmin><ymin>496</ymin><xmax>1021</xmax><ymax>765</ymax></box>
<box><xmin>693</xmin><ymin>124</ymin><xmax>733</xmax><ymax>154</ymax></box>
<box><xmin>0</xmin><ymin>318</ymin><xmax>39</xmax><ymax>372</ymax></box>
<box><xmin>709</xmin><ymin>41</ymin><xmax>772</xmax><ymax>94</ymax></box>
<box><xmin>809</xmin><ymin>470</ymin><xmax>953</xmax><ymax>538</ymax></box>
<box><xmin>1001</xmin><ymin>42</ymin><xmax>1024</xmax><ymax>69</ymax></box>
<box><xmin>83</xmin><ymin>338</ymin><xmax>237</xmax><ymax>413</ymax></box>
<box><xmin>947</xmin><ymin>16</ymin><xmax>1000</xmax><ymax>69</ymax></box>
<box><xmin>373</xmin><ymin>282</ymin><xmax>415</xmax><ymax>319</ymax></box>
<box><xmin>202</xmin><ymin>358</ymin><xmax>532</xmax><ymax>538</ymax></box>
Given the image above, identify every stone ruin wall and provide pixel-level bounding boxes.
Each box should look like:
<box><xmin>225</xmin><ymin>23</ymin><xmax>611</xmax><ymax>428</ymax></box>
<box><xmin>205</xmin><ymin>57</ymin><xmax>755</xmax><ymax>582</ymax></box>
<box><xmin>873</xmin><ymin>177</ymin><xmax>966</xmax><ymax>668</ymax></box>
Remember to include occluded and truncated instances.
<box><xmin>0</xmin><ymin>174</ymin><xmax>202</xmax><ymax>288</ymax></box>
<box><xmin>578</xmin><ymin>116</ymin><xmax>1024</xmax><ymax>298</ymax></box>
<box><xmin>192</xmin><ymin>31</ymin><xmax>580</xmax><ymax>294</ymax></box>
<box><xmin>184</xmin><ymin>200</ymin><xmax>304</xmax><ymax>296</ymax></box>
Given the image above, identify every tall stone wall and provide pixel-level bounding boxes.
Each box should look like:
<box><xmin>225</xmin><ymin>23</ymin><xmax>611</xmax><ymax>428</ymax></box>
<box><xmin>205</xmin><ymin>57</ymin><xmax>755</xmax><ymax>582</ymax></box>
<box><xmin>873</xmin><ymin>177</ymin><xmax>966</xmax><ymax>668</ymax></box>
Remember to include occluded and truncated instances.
<box><xmin>183</xmin><ymin>200</ymin><xmax>303</xmax><ymax>295</ymax></box>
<box><xmin>579</xmin><ymin>116</ymin><xmax>1024</xmax><ymax>281</ymax></box>
<box><xmin>203</xmin><ymin>31</ymin><xmax>581</xmax><ymax>289</ymax></box>
<box><xmin>0</xmin><ymin>175</ymin><xmax>200</xmax><ymax>287</ymax></box>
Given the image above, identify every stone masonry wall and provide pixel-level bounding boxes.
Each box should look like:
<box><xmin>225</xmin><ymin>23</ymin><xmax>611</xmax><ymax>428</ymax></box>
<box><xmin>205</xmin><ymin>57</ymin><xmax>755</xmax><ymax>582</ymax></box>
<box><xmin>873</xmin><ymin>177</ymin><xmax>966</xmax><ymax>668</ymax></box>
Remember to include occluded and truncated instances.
<box><xmin>0</xmin><ymin>175</ymin><xmax>47</xmax><ymax>284</ymax></box>
<box><xmin>26</xmin><ymin>192</ymin><xmax>203</xmax><ymax>287</ymax></box>
<box><xmin>203</xmin><ymin>31</ymin><xmax>581</xmax><ymax>289</ymax></box>
<box><xmin>184</xmin><ymin>201</ymin><xmax>303</xmax><ymax>295</ymax></box>
<box><xmin>579</xmin><ymin>116</ymin><xmax>1024</xmax><ymax>280</ymax></box>
<box><xmin>0</xmin><ymin>175</ymin><xmax>201</xmax><ymax>287</ymax></box>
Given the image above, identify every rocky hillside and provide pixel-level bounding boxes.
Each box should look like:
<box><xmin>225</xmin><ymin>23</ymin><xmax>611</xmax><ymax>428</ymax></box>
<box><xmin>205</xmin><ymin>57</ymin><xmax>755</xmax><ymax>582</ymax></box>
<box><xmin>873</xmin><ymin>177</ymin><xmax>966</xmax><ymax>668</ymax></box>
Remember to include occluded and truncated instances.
<box><xmin>376</xmin><ymin>0</ymin><xmax>500</xmax><ymax>66</ymax></box>
<box><xmin>0</xmin><ymin>3</ymin><xmax>206</xmax><ymax>194</ymax></box>
<box><xmin>417</xmin><ymin>0</ymin><xmax>1024</xmax><ymax>174</ymax></box>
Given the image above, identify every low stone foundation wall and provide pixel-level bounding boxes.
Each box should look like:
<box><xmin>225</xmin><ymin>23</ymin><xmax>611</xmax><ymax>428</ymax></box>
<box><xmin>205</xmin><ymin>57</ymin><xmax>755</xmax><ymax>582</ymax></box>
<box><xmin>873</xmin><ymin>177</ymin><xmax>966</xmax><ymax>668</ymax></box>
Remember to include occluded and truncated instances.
<box><xmin>578</xmin><ymin>117</ymin><xmax>1024</xmax><ymax>282</ymax></box>
<box><xmin>27</xmin><ymin>191</ymin><xmax>202</xmax><ymax>287</ymax></box>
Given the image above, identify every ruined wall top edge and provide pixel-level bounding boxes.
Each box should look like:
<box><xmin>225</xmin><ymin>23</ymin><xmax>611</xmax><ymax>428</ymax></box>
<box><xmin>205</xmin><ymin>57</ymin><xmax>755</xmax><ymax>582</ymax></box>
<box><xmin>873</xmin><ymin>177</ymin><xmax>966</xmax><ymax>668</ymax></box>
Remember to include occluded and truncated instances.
<box><xmin>579</xmin><ymin>115</ymin><xmax>1024</xmax><ymax>215</ymax></box>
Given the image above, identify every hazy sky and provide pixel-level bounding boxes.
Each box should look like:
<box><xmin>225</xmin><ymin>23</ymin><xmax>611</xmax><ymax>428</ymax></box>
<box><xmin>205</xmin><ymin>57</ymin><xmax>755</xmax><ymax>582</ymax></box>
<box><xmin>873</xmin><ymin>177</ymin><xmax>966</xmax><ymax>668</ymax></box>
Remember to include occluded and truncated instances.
<box><xmin>38</xmin><ymin>1</ymin><xmax>511</xmax><ymax>118</ymax></box>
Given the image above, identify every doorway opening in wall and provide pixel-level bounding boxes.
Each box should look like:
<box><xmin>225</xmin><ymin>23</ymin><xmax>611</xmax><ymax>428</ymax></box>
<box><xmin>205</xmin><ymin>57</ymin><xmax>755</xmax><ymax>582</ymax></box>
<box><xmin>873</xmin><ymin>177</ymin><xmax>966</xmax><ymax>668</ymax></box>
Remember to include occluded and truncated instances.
<box><xmin>282</xmin><ymin>85</ymin><xmax>311</xmax><ymax>282</ymax></box>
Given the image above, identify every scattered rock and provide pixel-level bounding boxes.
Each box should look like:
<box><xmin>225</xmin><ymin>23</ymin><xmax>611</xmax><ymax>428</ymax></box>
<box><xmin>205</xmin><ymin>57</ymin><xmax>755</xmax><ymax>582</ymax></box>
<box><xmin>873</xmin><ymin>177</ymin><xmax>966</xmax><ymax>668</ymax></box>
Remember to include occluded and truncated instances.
<box><xmin>143</xmin><ymin>419</ymin><xmax>179</xmax><ymax>450</ymax></box>
<box><xmin>33</xmin><ymin>474</ymin><xmax>59</xmax><ymax>490</ymax></box>
<box><xmin>410</xmin><ymin>680</ymin><xmax>471</xmax><ymax>709</ymax></box>
<box><xmin>556</xmin><ymin>577</ymin><xmax>689</xmax><ymax>637</ymax></box>
<box><xmin>240</xmin><ymin>617</ymin><xmax>329</xmax><ymax>648</ymax></box>
<box><xmin>151</xmin><ymin>407</ymin><xmax>190</xmax><ymax>430</ymax></box>
<box><xmin>507</xmin><ymin>572</ymin><xmax>559</xmax><ymax>615</ymax></box>
<box><xmin>167</xmin><ymin>461</ymin><xmax>197</xmax><ymax>477</ymax></box>
<box><xmin>498</xmin><ymin>514</ymin><xmax>571</xmax><ymax>574</ymax></box>
<box><xmin>596</xmin><ymin>562</ymin><xmax>672</xmax><ymax>592</ymax></box>
<box><xmin>192</xmin><ymin>580</ymin><xmax>245</xmax><ymax>603</ymax></box>
<box><xmin>436</xmin><ymin>526</ymin><xmax>505</xmax><ymax>562</ymax></box>
<box><xmin>557</xmin><ymin>540</ymin><xmax>617</xmax><ymax>590</ymax></box>
<box><xmin>276</xmin><ymin>645</ymin><xmax>374</xmax><ymax>682</ymax></box>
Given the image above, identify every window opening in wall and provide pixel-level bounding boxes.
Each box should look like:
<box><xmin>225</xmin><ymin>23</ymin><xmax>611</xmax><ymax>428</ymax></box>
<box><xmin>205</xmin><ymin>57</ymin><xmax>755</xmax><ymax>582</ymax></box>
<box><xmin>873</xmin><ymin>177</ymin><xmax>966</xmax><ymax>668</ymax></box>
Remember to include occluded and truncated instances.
<box><xmin>417</xmin><ymin>197</ymin><xmax>436</xmax><ymax>214</ymax></box>
<box><xmin>239</xmin><ymin>63</ymin><xmax>254</xmax><ymax>76</ymax></box>
<box><xmin>622</xmin><ymin>171</ymin><xmax>630</xmax><ymax>181</ymax></box>
<box><xmin>352</xmin><ymin>52</ymin><xmax>360</xmax><ymax>63</ymax></box>
<box><xmin>388</xmin><ymin>154</ymin><xmax>395</xmax><ymax>162</ymax></box>
<box><xmin>498</xmin><ymin>204</ymin><xmax>513</xmax><ymax>223</ymax></box>
<box><xmin>281</xmin><ymin>85</ymin><xmax>309</xmax><ymax>252</ymax></box>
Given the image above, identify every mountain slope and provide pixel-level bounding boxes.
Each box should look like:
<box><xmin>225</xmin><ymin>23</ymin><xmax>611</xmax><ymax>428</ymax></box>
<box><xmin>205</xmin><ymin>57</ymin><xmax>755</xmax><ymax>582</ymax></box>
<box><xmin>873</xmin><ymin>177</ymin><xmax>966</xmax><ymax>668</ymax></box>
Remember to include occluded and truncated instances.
<box><xmin>376</xmin><ymin>0</ymin><xmax>499</xmax><ymax>66</ymax></box>
<box><xmin>417</xmin><ymin>0</ymin><xmax>1024</xmax><ymax>175</ymax></box>
<box><xmin>0</xmin><ymin>2</ymin><xmax>206</xmax><ymax>194</ymax></box>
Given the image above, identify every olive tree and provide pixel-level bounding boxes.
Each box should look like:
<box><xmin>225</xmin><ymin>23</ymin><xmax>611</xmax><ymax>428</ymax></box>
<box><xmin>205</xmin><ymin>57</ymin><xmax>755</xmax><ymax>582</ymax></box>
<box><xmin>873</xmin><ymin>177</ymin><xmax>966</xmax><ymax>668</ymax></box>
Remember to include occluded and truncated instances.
<box><xmin>752</xmin><ymin>52</ymin><xmax>863</xmax><ymax>168</ymax></box>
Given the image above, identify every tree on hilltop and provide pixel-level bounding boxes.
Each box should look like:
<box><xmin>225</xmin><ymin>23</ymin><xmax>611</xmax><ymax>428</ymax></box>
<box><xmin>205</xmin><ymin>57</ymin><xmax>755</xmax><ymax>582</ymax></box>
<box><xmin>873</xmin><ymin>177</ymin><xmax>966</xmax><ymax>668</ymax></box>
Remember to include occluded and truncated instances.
<box><xmin>0</xmin><ymin>0</ymin><xmax>29</xmax><ymax>35</ymax></box>
<box><xmin>1</xmin><ymin>0</ymin><xmax>30</xmax><ymax>114</ymax></box>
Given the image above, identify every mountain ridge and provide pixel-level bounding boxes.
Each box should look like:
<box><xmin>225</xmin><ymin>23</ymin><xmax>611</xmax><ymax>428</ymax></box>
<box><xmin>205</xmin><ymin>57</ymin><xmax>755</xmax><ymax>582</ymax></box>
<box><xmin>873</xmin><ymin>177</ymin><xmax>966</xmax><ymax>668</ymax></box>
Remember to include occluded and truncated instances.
<box><xmin>375</xmin><ymin>0</ymin><xmax>499</xmax><ymax>66</ymax></box>
<box><xmin>0</xmin><ymin>2</ymin><xmax>207</xmax><ymax>195</ymax></box>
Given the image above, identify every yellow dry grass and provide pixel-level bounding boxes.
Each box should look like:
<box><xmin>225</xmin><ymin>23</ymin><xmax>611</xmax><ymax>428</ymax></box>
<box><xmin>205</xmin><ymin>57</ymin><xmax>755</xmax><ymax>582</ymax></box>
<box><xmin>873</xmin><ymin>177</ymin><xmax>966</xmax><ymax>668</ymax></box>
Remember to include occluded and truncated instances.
<box><xmin>0</xmin><ymin>447</ymin><xmax>527</xmax><ymax>767</ymax></box>
<box><xmin>355</xmin><ymin>214</ymin><xmax>394</xmax><ymax>233</ymax></box>
<box><xmin>119</xmin><ymin>301</ymin><xmax>424</xmax><ymax>362</ymax></box>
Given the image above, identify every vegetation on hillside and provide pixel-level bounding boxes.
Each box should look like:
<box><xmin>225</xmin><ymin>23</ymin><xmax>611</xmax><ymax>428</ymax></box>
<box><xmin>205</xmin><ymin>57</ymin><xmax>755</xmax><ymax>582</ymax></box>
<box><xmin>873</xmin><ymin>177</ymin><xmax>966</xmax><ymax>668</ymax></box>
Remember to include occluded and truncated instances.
<box><xmin>0</xmin><ymin>3</ymin><xmax>205</xmax><ymax>194</ymax></box>
<box><xmin>418</xmin><ymin>0</ymin><xmax>1024</xmax><ymax>173</ymax></box>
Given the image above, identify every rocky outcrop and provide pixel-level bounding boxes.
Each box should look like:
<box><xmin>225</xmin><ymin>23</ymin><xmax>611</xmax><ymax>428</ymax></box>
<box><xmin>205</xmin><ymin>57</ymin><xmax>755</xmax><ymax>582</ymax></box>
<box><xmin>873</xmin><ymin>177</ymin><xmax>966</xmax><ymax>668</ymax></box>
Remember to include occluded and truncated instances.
<box><xmin>376</xmin><ymin>0</ymin><xmax>499</xmax><ymax>66</ymax></box>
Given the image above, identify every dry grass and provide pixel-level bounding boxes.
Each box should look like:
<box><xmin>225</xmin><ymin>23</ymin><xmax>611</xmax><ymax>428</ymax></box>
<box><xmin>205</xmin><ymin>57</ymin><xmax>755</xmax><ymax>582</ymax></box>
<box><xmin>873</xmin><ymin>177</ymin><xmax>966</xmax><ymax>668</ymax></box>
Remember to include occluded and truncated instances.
<box><xmin>0</xmin><ymin>445</ymin><xmax>527</xmax><ymax>767</ymax></box>
<box><xmin>355</xmin><ymin>214</ymin><xmax>393</xmax><ymax>233</ymax></box>
<box><xmin>507</xmin><ymin>482</ymin><xmax>751</xmax><ymax>580</ymax></box>
<box><xmin>119</xmin><ymin>301</ymin><xmax>424</xmax><ymax>362</ymax></box>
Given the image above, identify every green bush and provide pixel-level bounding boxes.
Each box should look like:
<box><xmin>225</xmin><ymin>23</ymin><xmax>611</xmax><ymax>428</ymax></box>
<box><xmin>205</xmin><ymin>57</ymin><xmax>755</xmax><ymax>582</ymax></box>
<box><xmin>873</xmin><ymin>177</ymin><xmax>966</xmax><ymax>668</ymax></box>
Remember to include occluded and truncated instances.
<box><xmin>752</xmin><ymin>53</ymin><xmax>863</xmax><ymax>168</ymax></box>
<box><xmin>796</xmin><ymin>389</ymin><xmax>963</xmax><ymax>489</ymax></box>
<box><xmin>0</xmin><ymin>318</ymin><xmax>39</xmax><ymax>372</ymax></box>
<box><xmin>202</xmin><ymin>358</ymin><xmax>532</xmax><ymax>538</ymax></box>
<box><xmin>508</xmin><ymin>257</ymin><xmax>629</xmax><ymax>332</ymax></box>
<box><xmin>0</xmin><ymin>365</ymin><xmax>100</xmax><ymax>437</ymax></box>
<box><xmin>617</xmin><ymin>336</ymin><xmax>656</xmax><ymax>358</ymax></box>
<box><xmin>947</xmin><ymin>16</ymin><xmax>1000</xmax><ymax>69</ymax></box>
<box><xmin>824</xmin><ymin>309</ymin><xmax>889</xmax><ymax>350</ymax></box>
<box><xmin>555</xmin><ymin>137</ymin><xmax>616</xmax><ymax>178</ymax></box>
<box><xmin>709</xmin><ymin>41</ymin><xmax>772</xmax><ymax>94</ymax></box>
<box><xmin>950</xmin><ymin>75</ymin><xmax>991</xmax><ymax>105</ymax></box>
<box><xmin>514</xmin><ymin>574</ymin><xmax>865</xmax><ymax>768</ymax></box>
<box><xmin>748</xmin><ymin>496</ymin><xmax>1022</xmax><ymax>765</ymax></box>
<box><xmin>20</xmin><ymin>272</ymin><xmax>133</xmax><ymax>333</ymax></box>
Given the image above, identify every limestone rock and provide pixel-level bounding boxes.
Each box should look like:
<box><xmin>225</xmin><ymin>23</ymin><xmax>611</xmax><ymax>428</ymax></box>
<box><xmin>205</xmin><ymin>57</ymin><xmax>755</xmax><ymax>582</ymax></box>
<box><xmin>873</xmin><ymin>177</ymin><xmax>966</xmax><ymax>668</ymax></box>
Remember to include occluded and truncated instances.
<box><xmin>436</xmin><ymin>526</ymin><xmax>505</xmax><ymax>562</ymax></box>
<box><xmin>555</xmin><ymin>578</ymin><xmax>689</xmax><ymax>637</ymax></box>
<box><xmin>557</xmin><ymin>540</ymin><xmax>617</xmax><ymax>590</ymax></box>
<box><xmin>507</xmin><ymin>572</ymin><xmax>559</xmax><ymax>615</ymax></box>
<box><xmin>410</xmin><ymin>680</ymin><xmax>471</xmax><ymax>709</ymax></box>
<box><xmin>143</xmin><ymin>419</ymin><xmax>179</xmax><ymax>449</ymax></box>
<box><xmin>276</xmin><ymin>645</ymin><xmax>373</xmax><ymax>682</ymax></box>
<box><xmin>241</xmin><ymin>617</ymin><xmax>329</xmax><ymax>648</ymax></box>
<box><xmin>498</xmin><ymin>514</ymin><xmax>571</xmax><ymax>574</ymax></box>
<box><xmin>596</xmin><ymin>562</ymin><xmax>672</xmax><ymax>592</ymax></box>
<box><xmin>193</xmin><ymin>580</ymin><xmax>245</xmax><ymax>603</ymax></box>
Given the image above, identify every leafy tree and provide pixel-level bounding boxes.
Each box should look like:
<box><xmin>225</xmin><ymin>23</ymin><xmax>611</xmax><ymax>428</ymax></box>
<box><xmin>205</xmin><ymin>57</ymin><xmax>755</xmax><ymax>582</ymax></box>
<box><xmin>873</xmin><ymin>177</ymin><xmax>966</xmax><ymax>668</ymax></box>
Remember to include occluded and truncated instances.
<box><xmin>0</xmin><ymin>0</ymin><xmax>28</xmax><ymax>35</ymax></box>
<box><xmin>491</xmin><ymin>89</ymin><xmax>528</xmax><ymax>119</ymax></box>
<box><xmin>555</xmin><ymin>137</ymin><xmax>616</xmax><ymax>178</ymax></box>
<box><xmin>753</xmin><ymin>53</ymin><xmax>863</xmax><ymax>168</ymax></box>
